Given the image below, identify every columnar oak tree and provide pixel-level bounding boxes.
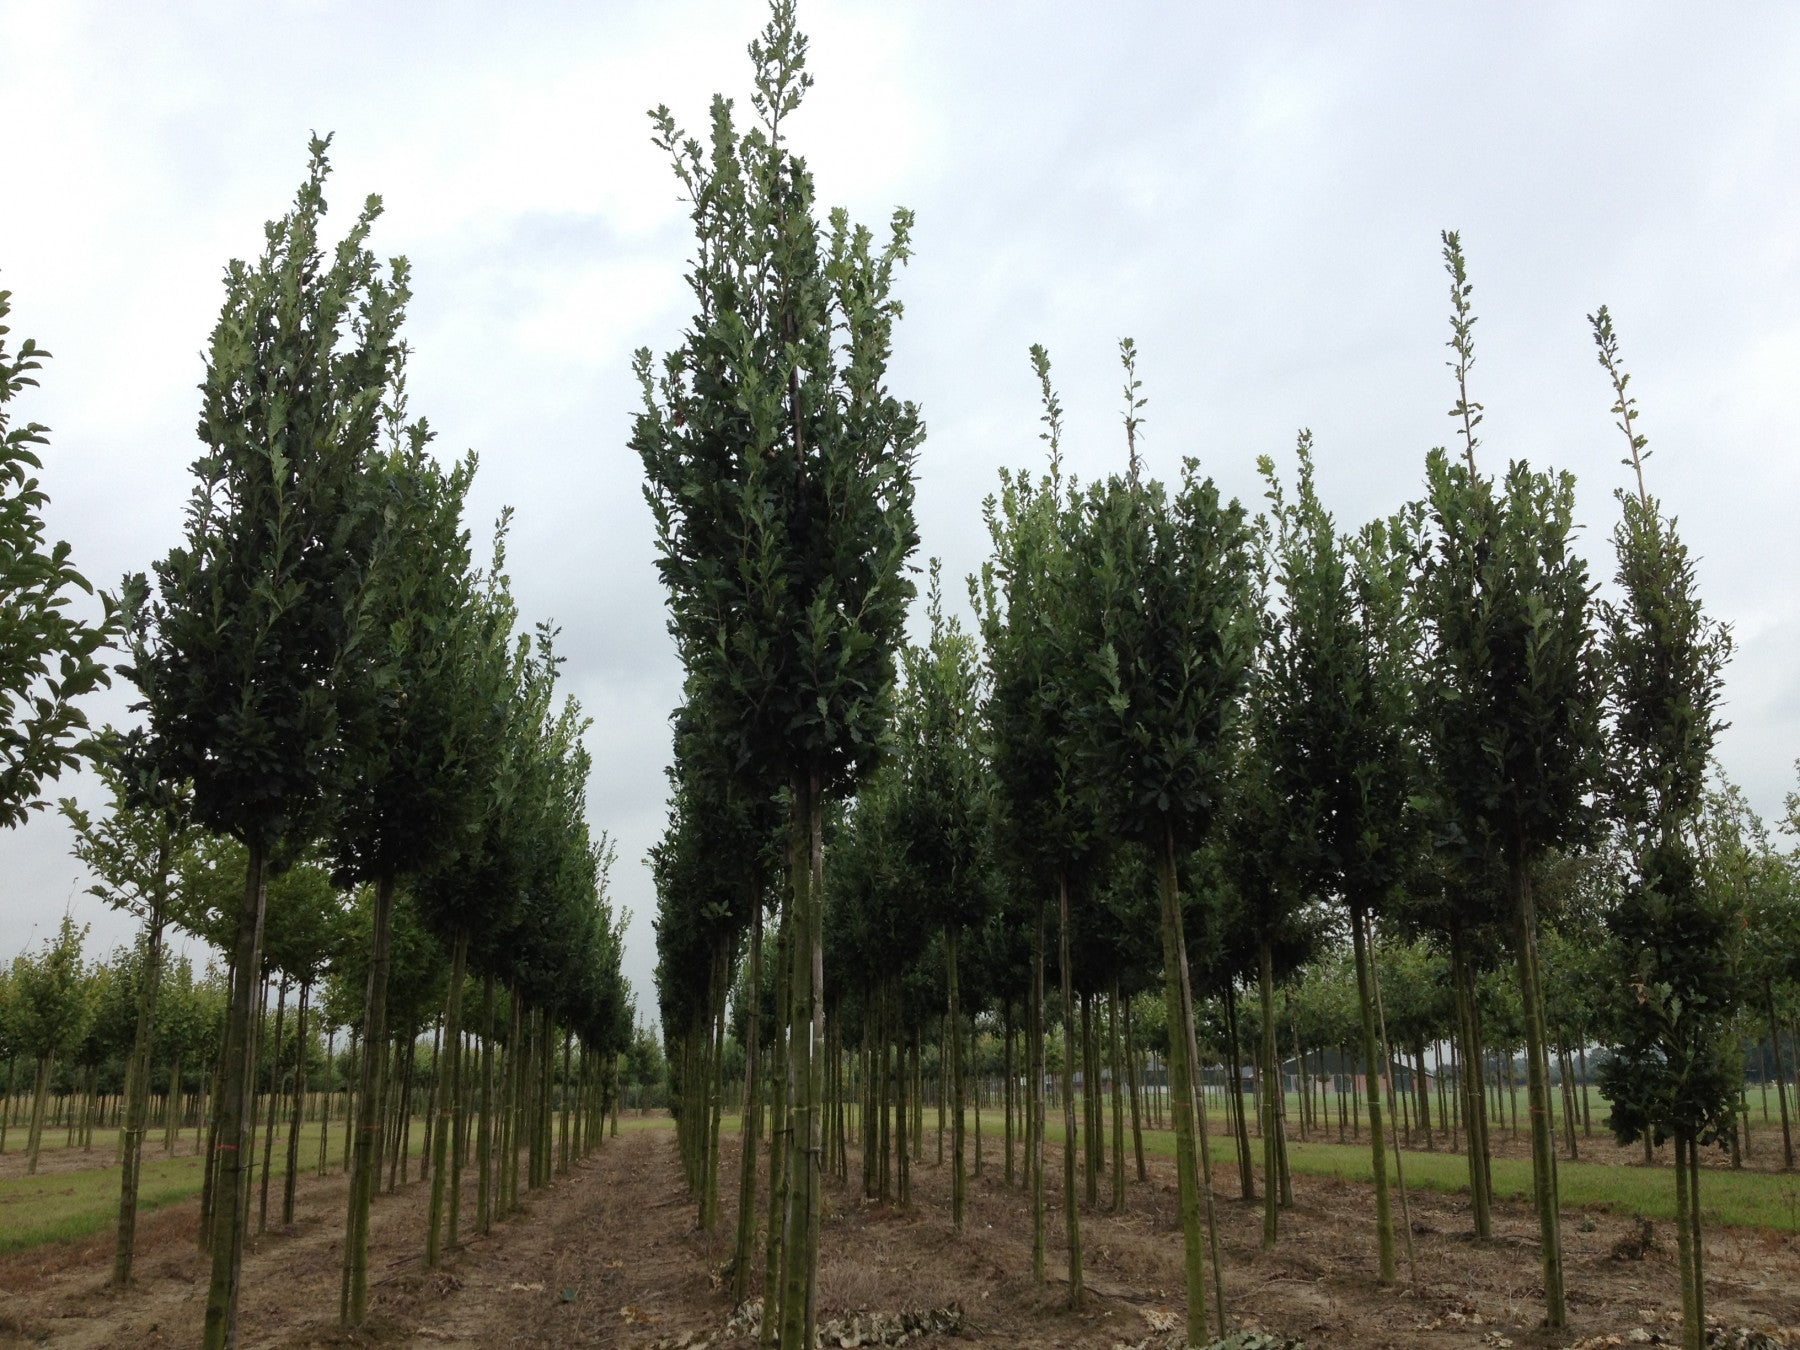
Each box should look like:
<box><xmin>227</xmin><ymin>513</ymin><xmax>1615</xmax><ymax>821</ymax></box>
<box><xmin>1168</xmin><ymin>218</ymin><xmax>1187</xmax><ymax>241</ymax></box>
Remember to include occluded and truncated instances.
<box><xmin>893</xmin><ymin>563</ymin><xmax>988</xmax><ymax>1232</ymax></box>
<box><xmin>1075</xmin><ymin>354</ymin><xmax>1256</xmax><ymax>1345</ymax></box>
<box><xmin>1259</xmin><ymin>436</ymin><xmax>1419</xmax><ymax>1282</ymax></box>
<box><xmin>1589</xmin><ymin>307</ymin><xmax>1735</xmax><ymax>1350</ymax></box>
<box><xmin>972</xmin><ymin>352</ymin><xmax>1094</xmax><ymax>1299</ymax></box>
<box><xmin>634</xmin><ymin>11</ymin><xmax>920</xmax><ymax>1344</ymax></box>
<box><xmin>121</xmin><ymin>139</ymin><xmax>407</xmax><ymax>1350</ymax></box>
<box><xmin>1414</xmin><ymin>233</ymin><xmax>1602</xmax><ymax>1329</ymax></box>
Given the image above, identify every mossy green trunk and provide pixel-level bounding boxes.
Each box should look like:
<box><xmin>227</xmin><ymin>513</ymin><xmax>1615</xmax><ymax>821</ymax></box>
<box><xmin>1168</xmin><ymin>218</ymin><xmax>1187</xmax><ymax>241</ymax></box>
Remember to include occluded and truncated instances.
<box><xmin>114</xmin><ymin>910</ymin><xmax>164</xmax><ymax>1285</ymax></box>
<box><xmin>1155</xmin><ymin>836</ymin><xmax>1209</xmax><ymax>1347</ymax></box>
<box><xmin>427</xmin><ymin>930</ymin><xmax>468</xmax><ymax>1265</ymax></box>
<box><xmin>281</xmin><ymin>982</ymin><xmax>308</xmax><ymax>1224</ymax></box>
<box><xmin>477</xmin><ymin>975</ymin><xmax>495</xmax><ymax>1235</ymax></box>
<box><xmin>1510</xmin><ymin>859</ymin><xmax>1565</xmax><ymax>1326</ymax></box>
<box><xmin>202</xmin><ymin>843</ymin><xmax>269</xmax><ymax>1350</ymax></box>
<box><xmin>761</xmin><ymin>888</ymin><xmax>791</xmax><ymax>1350</ymax></box>
<box><xmin>780</xmin><ymin>769</ymin><xmax>826</xmax><ymax>1350</ymax></box>
<box><xmin>1349</xmin><ymin>904</ymin><xmax>1396</xmax><ymax>1283</ymax></box>
<box><xmin>1056</xmin><ymin>871</ymin><xmax>1083</xmax><ymax>1309</ymax></box>
<box><xmin>1029</xmin><ymin>907</ymin><xmax>1047</xmax><ymax>1283</ymax></box>
<box><xmin>948</xmin><ymin>925</ymin><xmax>966</xmax><ymax>1232</ymax></box>
<box><xmin>258</xmin><ymin>976</ymin><xmax>287</xmax><ymax>1233</ymax></box>
<box><xmin>340</xmin><ymin>872</ymin><xmax>395</xmax><ymax>1327</ymax></box>
<box><xmin>732</xmin><ymin>901</ymin><xmax>763</xmax><ymax>1303</ymax></box>
<box><xmin>1108</xmin><ymin>985</ymin><xmax>1125</xmax><ymax>1212</ymax></box>
<box><xmin>1258</xmin><ymin>941</ymin><xmax>1281</xmax><ymax>1250</ymax></box>
<box><xmin>1123</xmin><ymin>994</ymin><xmax>1146</xmax><ymax>1182</ymax></box>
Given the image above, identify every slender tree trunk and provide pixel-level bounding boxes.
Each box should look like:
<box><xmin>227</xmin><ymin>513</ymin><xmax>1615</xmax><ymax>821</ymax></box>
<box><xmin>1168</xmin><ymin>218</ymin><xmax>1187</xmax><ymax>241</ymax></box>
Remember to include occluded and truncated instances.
<box><xmin>1123</xmin><ymin>993</ymin><xmax>1146</xmax><ymax>1182</ymax></box>
<box><xmin>1080</xmin><ymin>991</ymin><xmax>1098</xmax><ymax>1209</ymax></box>
<box><xmin>1577</xmin><ymin>1037</ymin><xmax>1593</xmax><ymax>1137</ymax></box>
<box><xmin>114</xmin><ymin>907</ymin><xmax>166</xmax><ymax>1285</ymax></box>
<box><xmin>1155</xmin><ymin>834</ymin><xmax>1209</xmax><ymax>1346</ymax></box>
<box><xmin>1056</xmin><ymin>870</ymin><xmax>1083</xmax><ymax>1309</ymax></box>
<box><xmin>1674</xmin><ymin>1128</ymin><xmax>1698</xmax><ymax>1349</ymax></box>
<box><xmin>1687</xmin><ymin>1133</ymin><xmax>1706</xmax><ymax>1349</ymax></box>
<box><xmin>1002</xmin><ymin>1007</ymin><xmax>1015</xmax><ymax>1188</ymax></box>
<box><xmin>340</xmin><ymin>874</ymin><xmax>396</xmax><ymax>1328</ymax></box>
<box><xmin>777</xmin><ymin>769</ymin><xmax>825</xmax><ymax>1350</ymax></box>
<box><xmin>26</xmin><ymin>1054</ymin><xmax>51</xmax><ymax>1175</ymax></box>
<box><xmin>316</xmin><ymin>1033</ymin><xmax>332</xmax><ymax>1176</ymax></box>
<box><xmin>1510</xmin><ymin>858</ymin><xmax>1566</xmax><ymax>1327</ymax></box>
<box><xmin>762</xmin><ymin>892</ymin><xmax>792</xmax><ymax>1350</ymax></box>
<box><xmin>427</xmin><ymin>931</ymin><xmax>468</xmax><ymax>1265</ymax></box>
<box><xmin>1258</xmin><ymin>941</ymin><xmax>1281</xmax><ymax>1249</ymax></box>
<box><xmin>1349</xmin><ymin>903</ymin><xmax>1395</xmax><ymax>1284</ymax></box>
<box><xmin>1223</xmin><ymin>983</ymin><xmax>1255</xmax><ymax>1200</ymax></box>
<box><xmin>1108</xmin><ymin>985</ymin><xmax>1125</xmax><ymax>1212</ymax></box>
<box><xmin>1451</xmin><ymin>935</ymin><xmax>1493</xmax><ymax>1238</ymax></box>
<box><xmin>948</xmin><ymin>924</ymin><xmax>966</xmax><ymax>1232</ymax></box>
<box><xmin>733</xmin><ymin>898</ymin><xmax>763</xmax><ymax>1303</ymax></box>
<box><xmin>281</xmin><ymin>981</ymin><xmax>309</xmax><ymax>1224</ymax></box>
<box><xmin>1030</xmin><ymin>905</ymin><xmax>1047</xmax><ymax>1284</ymax></box>
<box><xmin>1768</xmin><ymin>982</ymin><xmax>1794</xmax><ymax>1170</ymax></box>
<box><xmin>1368</xmin><ymin>914</ymin><xmax>1416</xmax><ymax>1285</ymax></box>
<box><xmin>166</xmin><ymin>1052</ymin><xmax>183</xmax><ymax>1155</ymax></box>
<box><xmin>258</xmin><ymin>974</ymin><xmax>288</xmax><ymax>1233</ymax></box>
<box><xmin>199</xmin><ymin>842</ymin><xmax>270</xmax><ymax>1350</ymax></box>
<box><xmin>1414</xmin><ymin>1043</ymin><xmax>1434</xmax><ymax>1150</ymax></box>
<box><xmin>0</xmin><ymin>1055</ymin><xmax>14</xmax><ymax>1155</ymax></box>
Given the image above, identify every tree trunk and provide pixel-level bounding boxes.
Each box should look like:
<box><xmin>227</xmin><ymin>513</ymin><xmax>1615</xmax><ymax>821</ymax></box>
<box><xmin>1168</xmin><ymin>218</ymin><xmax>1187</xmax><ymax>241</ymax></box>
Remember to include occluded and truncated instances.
<box><xmin>1223</xmin><ymin>983</ymin><xmax>1255</xmax><ymax>1200</ymax></box>
<box><xmin>1029</xmin><ymin>905</ymin><xmax>1047</xmax><ymax>1284</ymax></box>
<box><xmin>1124</xmin><ymin>993</ymin><xmax>1146</xmax><ymax>1182</ymax></box>
<box><xmin>1108</xmin><ymin>985</ymin><xmax>1125</xmax><ymax>1212</ymax></box>
<box><xmin>1768</xmin><ymin>982</ymin><xmax>1794</xmax><ymax>1170</ymax></box>
<box><xmin>1258</xmin><ymin>940</ymin><xmax>1281</xmax><ymax>1249</ymax></box>
<box><xmin>316</xmin><ymin>1032</ymin><xmax>332</xmax><ymax>1176</ymax></box>
<box><xmin>114</xmin><ymin>907</ymin><xmax>165</xmax><ymax>1285</ymax></box>
<box><xmin>282</xmin><ymin>980</ymin><xmax>309</xmax><ymax>1224</ymax></box>
<box><xmin>1080</xmin><ymin>991</ymin><xmax>1098</xmax><ymax>1209</ymax></box>
<box><xmin>427</xmin><ymin>931</ymin><xmax>468</xmax><ymax>1265</ymax></box>
<box><xmin>1348</xmin><ymin>904</ymin><xmax>1396</xmax><ymax>1283</ymax></box>
<box><xmin>777</xmin><ymin>768</ymin><xmax>825</xmax><ymax>1350</ymax></box>
<box><xmin>1451</xmin><ymin>935</ymin><xmax>1493</xmax><ymax>1238</ymax></box>
<box><xmin>199</xmin><ymin>842</ymin><xmax>270</xmax><ymax>1350</ymax></box>
<box><xmin>732</xmin><ymin>898</ymin><xmax>763</xmax><ymax>1303</ymax></box>
<box><xmin>1002</xmin><ymin>1006</ymin><xmax>1015</xmax><ymax>1188</ymax></box>
<box><xmin>762</xmin><ymin>886</ymin><xmax>792</xmax><ymax>1350</ymax></box>
<box><xmin>1056</xmin><ymin>870</ymin><xmax>1083</xmax><ymax>1309</ymax></box>
<box><xmin>258</xmin><ymin>974</ymin><xmax>288</xmax><ymax>1233</ymax></box>
<box><xmin>26</xmin><ymin>1053</ymin><xmax>52</xmax><ymax>1174</ymax></box>
<box><xmin>166</xmin><ymin>1052</ymin><xmax>183</xmax><ymax>1154</ymax></box>
<box><xmin>947</xmin><ymin>924</ymin><xmax>966</xmax><ymax>1232</ymax></box>
<box><xmin>1510</xmin><ymin>858</ymin><xmax>1566</xmax><ymax>1327</ymax></box>
<box><xmin>1155</xmin><ymin>833</ymin><xmax>1209</xmax><ymax>1346</ymax></box>
<box><xmin>340</xmin><ymin>873</ymin><xmax>396</xmax><ymax>1327</ymax></box>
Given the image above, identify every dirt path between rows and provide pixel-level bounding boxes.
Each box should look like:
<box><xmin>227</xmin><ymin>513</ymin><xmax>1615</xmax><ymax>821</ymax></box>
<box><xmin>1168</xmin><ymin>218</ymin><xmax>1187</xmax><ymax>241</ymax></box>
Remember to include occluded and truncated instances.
<box><xmin>3</xmin><ymin>1120</ymin><xmax>1799</xmax><ymax>1348</ymax></box>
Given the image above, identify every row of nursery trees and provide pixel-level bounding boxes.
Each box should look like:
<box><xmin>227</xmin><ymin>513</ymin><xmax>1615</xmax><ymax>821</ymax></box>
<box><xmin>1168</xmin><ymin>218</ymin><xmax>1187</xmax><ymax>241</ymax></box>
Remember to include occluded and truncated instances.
<box><xmin>0</xmin><ymin>144</ymin><xmax>630</xmax><ymax>1347</ymax></box>
<box><xmin>642</xmin><ymin>9</ymin><xmax>1798</xmax><ymax>1350</ymax></box>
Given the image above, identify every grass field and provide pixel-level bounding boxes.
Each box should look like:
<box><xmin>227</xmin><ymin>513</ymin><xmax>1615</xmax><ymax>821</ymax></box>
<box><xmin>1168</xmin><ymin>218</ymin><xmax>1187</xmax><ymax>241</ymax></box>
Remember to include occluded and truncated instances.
<box><xmin>0</xmin><ymin>1113</ymin><xmax>673</xmax><ymax>1254</ymax></box>
<box><xmin>1121</xmin><ymin>1125</ymin><xmax>1800</xmax><ymax>1234</ymax></box>
<box><xmin>5</xmin><ymin>1102</ymin><xmax>1796</xmax><ymax>1257</ymax></box>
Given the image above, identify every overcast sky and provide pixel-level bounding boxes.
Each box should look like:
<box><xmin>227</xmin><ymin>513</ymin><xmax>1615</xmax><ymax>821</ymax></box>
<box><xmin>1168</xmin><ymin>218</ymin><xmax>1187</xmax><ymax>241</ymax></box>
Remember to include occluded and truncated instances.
<box><xmin>3</xmin><ymin>2</ymin><xmax>1796</xmax><ymax>1023</ymax></box>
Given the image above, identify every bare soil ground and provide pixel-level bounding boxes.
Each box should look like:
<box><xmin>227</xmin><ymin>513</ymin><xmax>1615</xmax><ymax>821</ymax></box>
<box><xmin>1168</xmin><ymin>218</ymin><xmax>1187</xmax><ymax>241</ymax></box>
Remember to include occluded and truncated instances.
<box><xmin>2</xmin><ymin>1119</ymin><xmax>1797</xmax><ymax>1349</ymax></box>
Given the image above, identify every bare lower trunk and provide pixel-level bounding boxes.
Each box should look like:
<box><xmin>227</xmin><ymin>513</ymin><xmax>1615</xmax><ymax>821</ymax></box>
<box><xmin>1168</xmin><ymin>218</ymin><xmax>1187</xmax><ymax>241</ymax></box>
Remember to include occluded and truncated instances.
<box><xmin>201</xmin><ymin>840</ymin><xmax>270</xmax><ymax>1350</ymax></box>
<box><xmin>114</xmin><ymin>908</ymin><xmax>165</xmax><ymax>1285</ymax></box>
<box><xmin>340</xmin><ymin>873</ymin><xmax>396</xmax><ymax>1327</ymax></box>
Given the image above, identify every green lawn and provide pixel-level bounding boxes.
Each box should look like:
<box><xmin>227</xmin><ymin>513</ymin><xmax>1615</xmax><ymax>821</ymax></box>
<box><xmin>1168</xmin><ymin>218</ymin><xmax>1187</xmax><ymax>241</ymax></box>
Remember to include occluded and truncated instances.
<box><xmin>708</xmin><ymin>1105</ymin><xmax>1800</xmax><ymax>1235</ymax></box>
<box><xmin>1119</xmin><ymin>1125</ymin><xmax>1800</xmax><ymax>1234</ymax></box>
<box><xmin>0</xmin><ymin>1112</ymin><xmax>674</xmax><ymax>1255</ymax></box>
